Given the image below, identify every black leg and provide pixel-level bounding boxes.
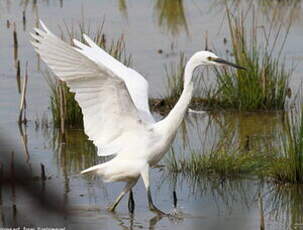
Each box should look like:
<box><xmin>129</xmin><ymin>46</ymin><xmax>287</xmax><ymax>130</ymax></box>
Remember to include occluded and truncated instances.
<box><xmin>128</xmin><ymin>189</ymin><xmax>135</xmax><ymax>214</ymax></box>
<box><xmin>107</xmin><ymin>180</ymin><xmax>137</xmax><ymax>212</ymax></box>
<box><xmin>173</xmin><ymin>190</ymin><xmax>177</xmax><ymax>208</ymax></box>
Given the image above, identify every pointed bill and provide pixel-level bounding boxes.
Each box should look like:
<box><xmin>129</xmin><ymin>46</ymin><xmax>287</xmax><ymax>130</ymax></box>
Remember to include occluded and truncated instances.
<box><xmin>213</xmin><ymin>58</ymin><xmax>246</xmax><ymax>70</ymax></box>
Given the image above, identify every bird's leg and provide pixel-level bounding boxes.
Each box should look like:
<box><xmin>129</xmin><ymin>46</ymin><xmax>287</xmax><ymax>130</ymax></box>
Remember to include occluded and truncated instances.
<box><xmin>141</xmin><ymin>165</ymin><xmax>167</xmax><ymax>216</ymax></box>
<box><xmin>128</xmin><ymin>189</ymin><xmax>135</xmax><ymax>214</ymax></box>
<box><xmin>173</xmin><ymin>190</ymin><xmax>177</xmax><ymax>208</ymax></box>
<box><xmin>147</xmin><ymin>187</ymin><xmax>166</xmax><ymax>215</ymax></box>
<box><xmin>107</xmin><ymin>180</ymin><xmax>137</xmax><ymax>212</ymax></box>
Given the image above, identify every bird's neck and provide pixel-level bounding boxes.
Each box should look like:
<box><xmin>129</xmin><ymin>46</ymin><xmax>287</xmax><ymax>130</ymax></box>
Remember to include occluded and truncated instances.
<box><xmin>155</xmin><ymin>59</ymin><xmax>196</xmax><ymax>138</ymax></box>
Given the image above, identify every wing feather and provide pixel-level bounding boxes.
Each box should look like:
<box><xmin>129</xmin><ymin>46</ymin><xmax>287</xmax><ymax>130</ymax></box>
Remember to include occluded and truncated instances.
<box><xmin>31</xmin><ymin>21</ymin><xmax>153</xmax><ymax>156</ymax></box>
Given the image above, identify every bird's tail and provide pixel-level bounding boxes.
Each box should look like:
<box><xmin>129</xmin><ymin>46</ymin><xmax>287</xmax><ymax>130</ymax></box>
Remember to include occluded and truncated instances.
<box><xmin>81</xmin><ymin>164</ymin><xmax>103</xmax><ymax>175</ymax></box>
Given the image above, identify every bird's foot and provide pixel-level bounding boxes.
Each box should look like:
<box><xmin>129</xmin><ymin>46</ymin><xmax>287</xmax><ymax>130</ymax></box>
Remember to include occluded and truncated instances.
<box><xmin>107</xmin><ymin>204</ymin><xmax>117</xmax><ymax>213</ymax></box>
<box><xmin>149</xmin><ymin>204</ymin><xmax>167</xmax><ymax>216</ymax></box>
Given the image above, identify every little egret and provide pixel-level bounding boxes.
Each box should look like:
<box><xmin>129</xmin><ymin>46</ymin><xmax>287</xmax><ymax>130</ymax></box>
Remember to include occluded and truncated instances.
<box><xmin>31</xmin><ymin>21</ymin><xmax>245</xmax><ymax>215</ymax></box>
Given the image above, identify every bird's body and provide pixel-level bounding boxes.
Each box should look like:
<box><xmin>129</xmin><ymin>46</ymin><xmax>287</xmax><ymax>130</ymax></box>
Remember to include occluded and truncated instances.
<box><xmin>31</xmin><ymin>21</ymin><xmax>244</xmax><ymax>215</ymax></box>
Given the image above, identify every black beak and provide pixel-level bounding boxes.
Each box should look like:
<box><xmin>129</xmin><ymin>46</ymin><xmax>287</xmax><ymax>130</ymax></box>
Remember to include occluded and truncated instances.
<box><xmin>213</xmin><ymin>58</ymin><xmax>246</xmax><ymax>70</ymax></box>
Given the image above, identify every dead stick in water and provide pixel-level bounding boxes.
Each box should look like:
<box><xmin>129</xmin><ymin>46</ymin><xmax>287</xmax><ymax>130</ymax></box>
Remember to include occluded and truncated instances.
<box><xmin>10</xmin><ymin>152</ymin><xmax>15</xmax><ymax>179</ymax></box>
<box><xmin>259</xmin><ymin>192</ymin><xmax>265</xmax><ymax>230</ymax></box>
<box><xmin>40</xmin><ymin>163</ymin><xmax>46</xmax><ymax>181</ymax></box>
<box><xmin>13</xmin><ymin>22</ymin><xmax>18</xmax><ymax>48</ymax></box>
<box><xmin>19</xmin><ymin>62</ymin><xmax>28</xmax><ymax>124</ymax></box>
<box><xmin>13</xmin><ymin>23</ymin><xmax>18</xmax><ymax>62</ymax></box>
<box><xmin>0</xmin><ymin>162</ymin><xmax>2</xmax><ymax>203</ymax></box>
<box><xmin>16</xmin><ymin>60</ymin><xmax>21</xmax><ymax>93</ymax></box>
<box><xmin>59</xmin><ymin>82</ymin><xmax>66</xmax><ymax>142</ymax></box>
<box><xmin>22</xmin><ymin>10</ymin><xmax>26</xmax><ymax>31</ymax></box>
<box><xmin>0</xmin><ymin>162</ymin><xmax>3</xmax><ymax>186</ymax></box>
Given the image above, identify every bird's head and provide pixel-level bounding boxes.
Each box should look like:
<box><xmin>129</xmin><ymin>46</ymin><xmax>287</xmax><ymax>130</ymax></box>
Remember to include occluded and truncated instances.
<box><xmin>192</xmin><ymin>50</ymin><xmax>246</xmax><ymax>70</ymax></box>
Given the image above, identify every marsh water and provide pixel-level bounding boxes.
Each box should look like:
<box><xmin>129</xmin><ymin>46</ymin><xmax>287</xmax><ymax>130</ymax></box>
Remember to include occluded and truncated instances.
<box><xmin>1</xmin><ymin>0</ymin><xmax>303</xmax><ymax>229</ymax></box>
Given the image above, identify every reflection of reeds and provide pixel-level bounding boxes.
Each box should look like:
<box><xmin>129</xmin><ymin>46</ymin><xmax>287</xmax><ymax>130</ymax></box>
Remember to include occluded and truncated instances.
<box><xmin>18</xmin><ymin>62</ymin><xmax>28</xmax><ymax>124</ymax></box>
<box><xmin>118</xmin><ymin>0</ymin><xmax>128</xmax><ymax>19</ymax></box>
<box><xmin>268</xmin><ymin>184</ymin><xmax>303</xmax><ymax>228</ymax></box>
<box><xmin>268</xmin><ymin>108</ymin><xmax>303</xmax><ymax>183</ymax></box>
<box><xmin>203</xmin><ymin>7</ymin><xmax>292</xmax><ymax>111</ymax></box>
<box><xmin>47</xmin><ymin>22</ymin><xmax>131</xmax><ymax>128</ymax></box>
<box><xmin>163</xmin><ymin>170</ymin><xmax>258</xmax><ymax>213</ymax></box>
<box><xmin>155</xmin><ymin>0</ymin><xmax>189</xmax><ymax>36</ymax></box>
<box><xmin>52</xmin><ymin>128</ymin><xmax>99</xmax><ymax>174</ymax></box>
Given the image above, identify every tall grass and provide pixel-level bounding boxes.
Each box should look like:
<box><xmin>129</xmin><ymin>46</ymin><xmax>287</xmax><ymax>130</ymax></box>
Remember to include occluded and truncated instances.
<box><xmin>164</xmin><ymin>53</ymin><xmax>186</xmax><ymax>101</ymax></box>
<box><xmin>47</xmin><ymin>74</ymin><xmax>83</xmax><ymax>128</ymax></box>
<box><xmin>202</xmin><ymin>7</ymin><xmax>292</xmax><ymax>111</ymax></box>
<box><xmin>47</xmin><ymin>21</ymin><xmax>132</xmax><ymax>128</ymax></box>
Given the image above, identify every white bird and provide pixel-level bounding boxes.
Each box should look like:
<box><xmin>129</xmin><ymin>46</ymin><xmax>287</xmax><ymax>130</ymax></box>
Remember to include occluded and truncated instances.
<box><xmin>31</xmin><ymin>21</ymin><xmax>245</xmax><ymax>215</ymax></box>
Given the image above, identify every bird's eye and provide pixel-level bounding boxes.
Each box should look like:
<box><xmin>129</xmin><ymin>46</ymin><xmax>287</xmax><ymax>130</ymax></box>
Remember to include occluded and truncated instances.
<box><xmin>207</xmin><ymin>57</ymin><xmax>213</xmax><ymax>61</ymax></box>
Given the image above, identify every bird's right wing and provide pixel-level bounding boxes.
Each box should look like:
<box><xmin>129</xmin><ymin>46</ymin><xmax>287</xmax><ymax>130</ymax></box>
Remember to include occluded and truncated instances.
<box><xmin>31</xmin><ymin>21</ymin><xmax>150</xmax><ymax>156</ymax></box>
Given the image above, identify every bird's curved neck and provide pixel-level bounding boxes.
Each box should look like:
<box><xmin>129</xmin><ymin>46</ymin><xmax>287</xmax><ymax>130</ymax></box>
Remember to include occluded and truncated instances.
<box><xmin>156</xmin><ymin>57</ymin><xmax>197</xmax><ymax>137</ymax></box>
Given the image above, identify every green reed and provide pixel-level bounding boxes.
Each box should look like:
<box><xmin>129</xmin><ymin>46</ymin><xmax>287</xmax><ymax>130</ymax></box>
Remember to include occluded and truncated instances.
<box><xmin>202</xmin><ymin>7</ymin><xmax>292</xmax><ymax>111</ymax></box>
<box><xmin>167</xmin><ymin>134</ymin><xmax>271</xmax><ymax>179</ymax></box>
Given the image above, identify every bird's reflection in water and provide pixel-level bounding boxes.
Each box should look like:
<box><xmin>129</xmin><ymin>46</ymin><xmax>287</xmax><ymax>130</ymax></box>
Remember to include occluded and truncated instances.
<box><xmin>110</xmin><ymin>209</ymin><xmax>184</xmax><ymax>230</ymax></box>
<box><xmin>110</xmin><ymin>212</ymin><xmax>163</xmax><ymax>230</ymax></box>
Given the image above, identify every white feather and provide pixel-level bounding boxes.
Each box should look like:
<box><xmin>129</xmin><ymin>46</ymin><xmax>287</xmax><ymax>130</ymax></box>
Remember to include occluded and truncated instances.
<box><xmin>31</xmin><ymin>21</ymin><xmax>154</xmax><ymax>157</ymax></box>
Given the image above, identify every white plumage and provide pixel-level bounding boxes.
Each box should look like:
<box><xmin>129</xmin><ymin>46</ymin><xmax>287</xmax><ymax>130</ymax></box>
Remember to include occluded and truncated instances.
<box><xmin>31</xmin><ymin>21</ymin><xmax>244</xmax><ymax>214</ymax></box>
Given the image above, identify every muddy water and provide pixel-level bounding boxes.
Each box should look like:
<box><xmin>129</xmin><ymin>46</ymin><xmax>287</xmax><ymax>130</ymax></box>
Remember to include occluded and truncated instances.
<box><xmin>1</xmin><ymin>0</ymin><xmax>303</xmax><ymax>229</ymax></box>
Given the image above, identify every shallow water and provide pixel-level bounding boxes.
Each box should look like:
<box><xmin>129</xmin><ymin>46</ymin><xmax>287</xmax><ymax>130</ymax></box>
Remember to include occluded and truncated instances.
<box><xmin>1</xmin><ymin>0</ymin><xmax>303</xmax><ymax>229</ymax></box>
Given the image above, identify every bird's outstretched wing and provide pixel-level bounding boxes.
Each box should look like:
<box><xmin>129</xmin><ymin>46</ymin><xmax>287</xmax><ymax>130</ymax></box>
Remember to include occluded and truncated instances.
<box><xmin>31</xmin><ymin>21</ymin><xmax>154</xmax><ymax>156</ymax></box>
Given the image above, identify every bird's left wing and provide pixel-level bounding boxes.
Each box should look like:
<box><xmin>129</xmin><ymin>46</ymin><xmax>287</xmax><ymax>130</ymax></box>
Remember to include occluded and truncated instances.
<box><xmin>31</xmin><ymin>21</ymin><xmax>151</xmax><ymax>156</ymax></box>
<box><xmin>72</xmin><ymin>33</ymin><xmax>155</xmax><ymax>123</ymax></box>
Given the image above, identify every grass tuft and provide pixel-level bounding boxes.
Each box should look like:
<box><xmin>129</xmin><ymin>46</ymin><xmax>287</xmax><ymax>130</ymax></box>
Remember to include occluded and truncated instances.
<box><xmin>202</xmin><ymin>7</ymin><xmax>292</xmax><ymax>111</ymax></box>
<box><xmin>167</xmin><ymin>134</ymin><xmax>271</xmax><ymax>179</ymax></box>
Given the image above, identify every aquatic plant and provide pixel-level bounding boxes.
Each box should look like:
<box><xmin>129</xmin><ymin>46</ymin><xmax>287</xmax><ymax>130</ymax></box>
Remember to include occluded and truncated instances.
<box><xmin>202</xmin><ymin>7</ymin><xmax>292</xmax><ymax>111</ymax></box>
<box><xmin>166</xmin><ymin>133</ymin><xmax>271</xmax><ymax>179</ymax></box>
<box><xmin>153</xmin><ymin>6</ymin><xmax>292</xmax><ymax>113</ymax></box>
<box><xmin>47</xmin><ymin>73</ymin><xmax>83</xmax><ymax>128</ymax></box>
<box><xmin>164</xmin><ymin>53</ymin><xmax>186</xmax><ymax>102</ymax></box>
<box><xmin>47</xmin><ymin>22</ymin><xmax>132</xmax><ymax>128</ymax></box>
